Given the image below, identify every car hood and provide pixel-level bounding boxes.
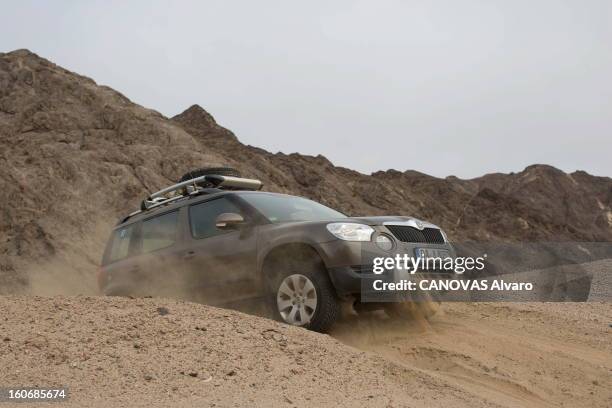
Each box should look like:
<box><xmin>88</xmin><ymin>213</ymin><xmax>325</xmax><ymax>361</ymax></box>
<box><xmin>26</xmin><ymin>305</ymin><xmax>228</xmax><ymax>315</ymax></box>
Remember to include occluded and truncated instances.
<box><xmin>343</xmin><ymin>216</ymin><xmax>441</xmax><ymax>230</ymax></box>
<box><xmin>259</xmin><ymin>216</ymin><xmax>443</xmax><ymax>245</ymax></box>
<box><xmin>266</xmin><ymin>216</ymin><xmax>442</xmax><ymax>233</ymax></box>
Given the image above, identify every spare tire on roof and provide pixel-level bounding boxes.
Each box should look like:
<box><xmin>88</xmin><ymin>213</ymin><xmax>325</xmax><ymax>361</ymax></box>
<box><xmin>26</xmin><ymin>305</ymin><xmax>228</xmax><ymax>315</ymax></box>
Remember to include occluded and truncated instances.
<box><xmin>179</xmin><ymin>167</ymin><xmax>242</xmax><ymax>188</ymax></box>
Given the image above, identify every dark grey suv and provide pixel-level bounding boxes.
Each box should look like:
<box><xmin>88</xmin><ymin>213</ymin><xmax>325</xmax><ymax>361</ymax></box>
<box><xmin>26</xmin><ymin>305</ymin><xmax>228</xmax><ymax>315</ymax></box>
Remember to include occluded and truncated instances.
<box><xmin>99</xmin><ymin>168</ymin><xmax>454</xmax><ymax>332</ymax></box>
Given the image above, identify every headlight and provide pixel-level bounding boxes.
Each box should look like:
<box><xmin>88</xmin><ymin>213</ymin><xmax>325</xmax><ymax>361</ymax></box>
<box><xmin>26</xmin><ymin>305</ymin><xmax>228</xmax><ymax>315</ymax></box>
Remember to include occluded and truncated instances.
<box><xmin>326</xmin><ymin>223</ymin><xmax>374</xmax><ymax>241</ymax></box>
<box><xmin>375</xmin><ymin>234</ymin><xmax>394</xmax><ymax>251</ymax></box>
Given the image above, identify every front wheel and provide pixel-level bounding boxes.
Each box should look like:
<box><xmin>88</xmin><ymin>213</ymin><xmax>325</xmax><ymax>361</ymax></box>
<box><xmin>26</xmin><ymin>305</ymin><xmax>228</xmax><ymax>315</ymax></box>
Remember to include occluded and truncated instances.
<box><xmin>268</xmin><ymin>261</ymin><xmax>340</xmax><ymax>332</ymax></box>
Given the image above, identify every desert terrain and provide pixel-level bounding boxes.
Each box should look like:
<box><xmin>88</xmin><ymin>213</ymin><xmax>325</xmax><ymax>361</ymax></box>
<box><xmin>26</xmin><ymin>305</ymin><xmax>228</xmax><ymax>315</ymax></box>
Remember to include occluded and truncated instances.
<box><xmin>0</xmin><ymin>49</ymin><xmax>610</xmax><ymax>407</ymax></box>
<box><xmin>0</xmin><ymin>297</ymin><xmax>609</xmax><ymax>407</ymax></box>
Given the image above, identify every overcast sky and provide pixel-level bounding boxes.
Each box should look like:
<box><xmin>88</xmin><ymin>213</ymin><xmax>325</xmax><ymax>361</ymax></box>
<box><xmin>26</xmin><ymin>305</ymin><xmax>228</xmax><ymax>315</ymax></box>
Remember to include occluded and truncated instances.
<box><xmin>2</xmin><ymin>1</ymin><xmax>611</xmax><ymax>178</ymax></box>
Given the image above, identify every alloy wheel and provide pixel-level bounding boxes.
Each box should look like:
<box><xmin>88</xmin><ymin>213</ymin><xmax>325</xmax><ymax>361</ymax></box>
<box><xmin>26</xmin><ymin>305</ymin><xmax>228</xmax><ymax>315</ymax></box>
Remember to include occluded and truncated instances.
<box><xmin>276</xmin><ymin>274</ymin><xmax>318</xmax><ymax>326</ymax></box>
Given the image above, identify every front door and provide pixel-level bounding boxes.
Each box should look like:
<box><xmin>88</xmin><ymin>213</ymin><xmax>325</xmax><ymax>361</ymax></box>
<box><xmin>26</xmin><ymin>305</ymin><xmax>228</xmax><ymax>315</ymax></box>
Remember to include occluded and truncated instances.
<box><xmin>181</xmin><ymin>196</ymin><xmax>260</xmax><ymax>307</ymax></box>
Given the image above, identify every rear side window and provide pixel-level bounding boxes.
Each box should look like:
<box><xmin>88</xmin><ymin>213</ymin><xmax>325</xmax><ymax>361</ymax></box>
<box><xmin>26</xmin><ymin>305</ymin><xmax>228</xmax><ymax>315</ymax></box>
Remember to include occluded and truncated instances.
<box><xmin>189</xmin><ymin>197</ymin><xmax>243</xmax><ymax>239</ymax></box>
<box><xmin>109</xmin><ymin>224</ymin><xmax>135</xmax><ymax>262</ymax></box>
<box><xmin>141</xmin><ymin>211</ymin><xmax>179</xmax><ymax>253</ymax></box>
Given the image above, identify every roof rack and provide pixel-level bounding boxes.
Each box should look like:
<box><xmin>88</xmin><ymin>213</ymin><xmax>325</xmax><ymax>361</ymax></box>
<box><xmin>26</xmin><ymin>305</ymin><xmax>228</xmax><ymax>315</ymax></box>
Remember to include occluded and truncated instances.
<box><xmin>119</xmin><ymin>174</ymin><xmax>263</xmax><ymax>224</ymax></box>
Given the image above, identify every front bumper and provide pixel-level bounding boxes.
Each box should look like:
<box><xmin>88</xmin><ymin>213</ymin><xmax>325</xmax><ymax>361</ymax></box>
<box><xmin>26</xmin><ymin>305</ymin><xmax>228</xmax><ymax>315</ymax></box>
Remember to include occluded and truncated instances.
<box><xmin>317</xmin><ymin>237</ymin><xmax>456</xmax><ymax>299</ymax></box>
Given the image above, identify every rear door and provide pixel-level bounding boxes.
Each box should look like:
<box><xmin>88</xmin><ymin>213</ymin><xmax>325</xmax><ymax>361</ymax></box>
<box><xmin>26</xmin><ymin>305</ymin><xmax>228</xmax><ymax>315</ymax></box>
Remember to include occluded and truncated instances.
<box><xmin>102</xmin><ymin>222</ymin><xmax>141</xmax><ymax>295</ymax></box>
<box><xmin>181</xmin><ymin>196</ymin><xmax>260</xmax><ymax>306</ymax></box>
<box><xmin>133</xmin><ymin>210</ymin><xmax>183</xmax><ymax>297</ymax></box>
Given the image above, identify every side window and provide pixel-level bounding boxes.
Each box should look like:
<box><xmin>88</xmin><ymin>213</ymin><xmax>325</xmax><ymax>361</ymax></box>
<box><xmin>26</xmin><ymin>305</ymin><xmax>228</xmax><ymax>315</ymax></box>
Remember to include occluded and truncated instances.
<box><xmin>189</xmin><ymin>197</ymin><xmax>243</xmax><ymax>239</ymax></box>
<box><xmin>109</xmin><ymin>224</ymin><xmax>135</xmax><ymax>262</ymax></box>
<box><xmin>141</xmin><ymin>211</ymin><xmax>179</xmax><ymax>253</ymax></box>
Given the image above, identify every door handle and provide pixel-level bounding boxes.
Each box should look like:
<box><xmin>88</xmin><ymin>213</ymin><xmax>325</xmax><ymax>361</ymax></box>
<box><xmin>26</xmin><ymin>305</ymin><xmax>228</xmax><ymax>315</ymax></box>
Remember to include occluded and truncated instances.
<box><xmin>183</xmin><ymin>251</ymin><xmax>196</xmax><ymax>260</ymax></box>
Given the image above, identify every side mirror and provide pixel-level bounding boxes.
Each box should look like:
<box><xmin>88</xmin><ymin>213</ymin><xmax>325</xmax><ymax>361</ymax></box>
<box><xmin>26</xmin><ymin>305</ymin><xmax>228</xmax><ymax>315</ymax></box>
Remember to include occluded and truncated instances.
<box><xmin>215</xmin><ymin>213</ymin><xmax>246</xmax><ymax>230</ymax></box>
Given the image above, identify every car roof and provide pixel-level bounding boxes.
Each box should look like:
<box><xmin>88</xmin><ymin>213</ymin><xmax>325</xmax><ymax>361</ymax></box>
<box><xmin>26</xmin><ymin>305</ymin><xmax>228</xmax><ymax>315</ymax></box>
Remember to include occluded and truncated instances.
<box><xmin>114</xmin><ymin>190</ymin><xmax>295</xmax><ymax>229</ymax></box>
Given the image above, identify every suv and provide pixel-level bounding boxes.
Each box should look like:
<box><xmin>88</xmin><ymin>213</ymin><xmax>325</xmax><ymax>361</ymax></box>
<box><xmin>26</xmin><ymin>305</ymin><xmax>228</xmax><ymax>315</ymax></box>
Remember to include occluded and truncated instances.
<box><xmin>99</xmin><ymin>168</ymin><xmax>455</xmax><ymax>332</ymax></box>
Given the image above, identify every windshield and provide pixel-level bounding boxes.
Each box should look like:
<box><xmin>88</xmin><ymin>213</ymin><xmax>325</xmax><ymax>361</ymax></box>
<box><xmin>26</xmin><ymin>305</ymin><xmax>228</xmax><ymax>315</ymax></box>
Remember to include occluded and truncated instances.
<box><xmin>239</xmin><ymin>193</ymin><xmax>346</xmax><ymax>223</ymax></box>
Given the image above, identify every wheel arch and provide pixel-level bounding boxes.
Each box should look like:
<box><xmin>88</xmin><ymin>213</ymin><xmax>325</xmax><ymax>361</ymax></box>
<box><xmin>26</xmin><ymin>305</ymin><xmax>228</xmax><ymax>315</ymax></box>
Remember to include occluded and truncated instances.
<box><xmin>261</xmin><ymin>241</ymin><xmax>341</xmax><ymax>332</ymax></box>
<box><xmin>260</xmin><ymin>242</ymin><xmax>331</xmax><ymax>283</ymax></box>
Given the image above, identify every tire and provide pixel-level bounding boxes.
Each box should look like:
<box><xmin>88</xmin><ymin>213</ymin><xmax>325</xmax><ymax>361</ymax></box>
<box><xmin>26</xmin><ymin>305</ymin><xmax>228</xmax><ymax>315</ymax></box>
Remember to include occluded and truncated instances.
<box><xmin>179</xmin><ymin>167</ymin><xmax>241</xmax><ymax>187</ymax></box>
<box><xmin>265</xmin><ymin>253</ymin><xmax>340</xmax><ymax>333</ymax></box>
<box><xmin>565</xmin><ymin>275</ymin><xmax>592</xmax><ymax>302</ymax></box>
<box><xmin>541</xmin><ymin>271</ymin><xmax>592</xmax><ymax>302</ymax></box>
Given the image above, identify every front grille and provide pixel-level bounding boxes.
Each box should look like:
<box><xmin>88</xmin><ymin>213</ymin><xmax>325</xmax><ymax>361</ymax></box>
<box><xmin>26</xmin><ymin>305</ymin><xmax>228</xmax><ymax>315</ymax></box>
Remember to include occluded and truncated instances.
<box><xmin>385</xmin><ymin>225</ymin><xmax>445</xmax><ymax>244</ymax></box>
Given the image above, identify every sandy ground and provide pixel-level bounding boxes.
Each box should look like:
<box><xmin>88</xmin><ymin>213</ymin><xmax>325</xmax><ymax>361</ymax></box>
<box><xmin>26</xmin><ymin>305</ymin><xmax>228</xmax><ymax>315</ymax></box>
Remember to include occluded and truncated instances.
<box><xmin>0</xmin><ymin>297</ymin><xmax>610</xmax><ymax>408</ymax></box>
<box><xmin>333</xmin><ymin>302</ymin><xmax>611</xmax><ymax>408</ymax></box>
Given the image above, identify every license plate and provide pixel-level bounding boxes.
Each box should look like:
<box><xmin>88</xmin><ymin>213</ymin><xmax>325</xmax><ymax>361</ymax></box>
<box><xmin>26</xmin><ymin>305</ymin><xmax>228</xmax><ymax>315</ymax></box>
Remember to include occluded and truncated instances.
<box><xmin>414</xmin><ymin>248</ymin><xmax>450</xmax><ymax>259</ymax></box>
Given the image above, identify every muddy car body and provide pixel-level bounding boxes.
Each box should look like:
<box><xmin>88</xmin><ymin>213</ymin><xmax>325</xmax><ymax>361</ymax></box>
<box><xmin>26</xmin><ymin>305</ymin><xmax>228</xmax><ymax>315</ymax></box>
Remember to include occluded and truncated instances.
<box><xmin>100</xmin><ymin>170</ymin><xmax>454</xmax><ymax>332</ymax></box>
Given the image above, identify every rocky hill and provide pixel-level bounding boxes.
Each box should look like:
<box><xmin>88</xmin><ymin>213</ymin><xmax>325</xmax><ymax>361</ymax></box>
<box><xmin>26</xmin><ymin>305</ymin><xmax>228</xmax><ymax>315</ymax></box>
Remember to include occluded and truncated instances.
<box><xmin>1</xmin><ymin>49</ymin><xmax>611</xmax><ymax>293</ymax></box>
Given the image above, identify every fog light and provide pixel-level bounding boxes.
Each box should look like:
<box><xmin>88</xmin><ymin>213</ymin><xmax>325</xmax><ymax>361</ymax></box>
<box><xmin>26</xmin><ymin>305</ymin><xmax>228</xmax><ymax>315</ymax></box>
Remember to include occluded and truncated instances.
<box><xmin>375</xmin><ymin>235</ymin><xmax>394</xmax><ymax>251</ymax></box>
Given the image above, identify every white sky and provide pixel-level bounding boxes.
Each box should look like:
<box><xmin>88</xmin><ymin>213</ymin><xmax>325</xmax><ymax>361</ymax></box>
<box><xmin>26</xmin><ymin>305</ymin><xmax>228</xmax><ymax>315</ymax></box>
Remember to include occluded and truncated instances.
<box><xmin>2</xmin><ymin>0</ymin><xmax>611</xmax><ymax>178</ymax></box>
